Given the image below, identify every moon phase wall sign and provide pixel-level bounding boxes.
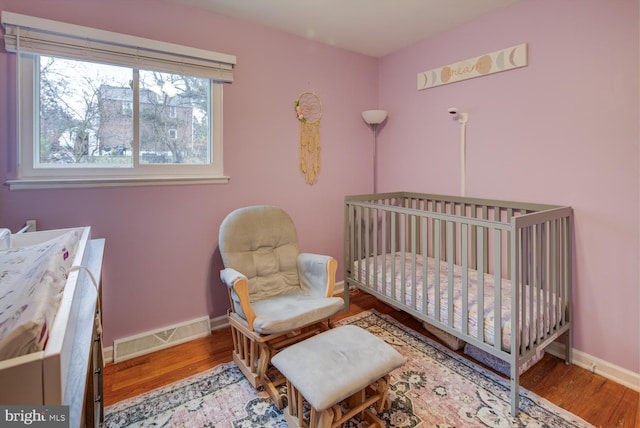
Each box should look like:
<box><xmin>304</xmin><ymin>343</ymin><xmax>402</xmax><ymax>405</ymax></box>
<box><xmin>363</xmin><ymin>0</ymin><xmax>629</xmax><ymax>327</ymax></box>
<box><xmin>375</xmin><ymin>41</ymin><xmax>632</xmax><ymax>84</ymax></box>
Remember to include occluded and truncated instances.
<box><xmin>417</xmin><ymin>43</ymin><xmax>528</xmax><ymax>90</ymax></box>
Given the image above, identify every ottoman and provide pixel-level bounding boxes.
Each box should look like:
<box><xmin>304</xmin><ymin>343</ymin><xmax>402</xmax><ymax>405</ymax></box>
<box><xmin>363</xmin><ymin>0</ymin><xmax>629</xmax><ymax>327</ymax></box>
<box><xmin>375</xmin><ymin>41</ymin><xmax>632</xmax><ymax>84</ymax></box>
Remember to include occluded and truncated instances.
<box><xmin>271</xmin><ymin>325</ymin><xmax>406</xmax><ymax>428</ymax></box>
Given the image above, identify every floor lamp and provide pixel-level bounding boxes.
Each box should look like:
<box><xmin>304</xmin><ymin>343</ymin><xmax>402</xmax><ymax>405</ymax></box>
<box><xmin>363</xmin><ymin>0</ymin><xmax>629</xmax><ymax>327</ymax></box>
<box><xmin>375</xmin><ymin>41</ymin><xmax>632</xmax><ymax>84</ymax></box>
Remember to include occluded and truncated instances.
<box><xmin>362</xmin><ymin>110</ymin><xmax>388</xmax><ymax>193</ymax></box>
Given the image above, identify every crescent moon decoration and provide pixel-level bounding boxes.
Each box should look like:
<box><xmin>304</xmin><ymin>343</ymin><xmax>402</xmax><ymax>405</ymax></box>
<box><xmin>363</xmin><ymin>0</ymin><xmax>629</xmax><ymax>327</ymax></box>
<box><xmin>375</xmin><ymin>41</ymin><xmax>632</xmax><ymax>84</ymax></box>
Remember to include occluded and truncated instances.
<box><xmin>295</xmin><ymin>91</ymin><xmax>323</xmax><ymax>185</ymax></box>
<box><xmin>417</xmin><ymin>43</ymin><xmax>528</xmax><ymax>90</ymax></box>
<box><xmin>509</xmin><ymin>47</ymin><xmax>518</xmax><ymax>67</ymax></box>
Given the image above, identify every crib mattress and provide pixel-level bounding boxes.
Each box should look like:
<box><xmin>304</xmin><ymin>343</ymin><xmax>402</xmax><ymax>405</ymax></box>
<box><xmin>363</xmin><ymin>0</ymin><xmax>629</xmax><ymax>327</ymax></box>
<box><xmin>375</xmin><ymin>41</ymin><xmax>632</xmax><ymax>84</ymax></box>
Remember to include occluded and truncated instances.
<box><xmin>0</xmin><ymin>229</ymin><xmax>81</xmax><ymax>360</ymax></box>
<box><xmin>355</xmin><ymin>252</ymin><xmax>563</xmax><ymax>351</ymax></box>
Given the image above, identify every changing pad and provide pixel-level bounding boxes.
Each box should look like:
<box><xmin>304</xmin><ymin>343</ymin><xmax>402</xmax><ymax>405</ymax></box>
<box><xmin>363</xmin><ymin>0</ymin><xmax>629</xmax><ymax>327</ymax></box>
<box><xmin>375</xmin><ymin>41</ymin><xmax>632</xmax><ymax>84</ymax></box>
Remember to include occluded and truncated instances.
<box><xmin>0</xmin><ymin>230</ymin><xmax>81</xmax><ymax>360</ymax></box>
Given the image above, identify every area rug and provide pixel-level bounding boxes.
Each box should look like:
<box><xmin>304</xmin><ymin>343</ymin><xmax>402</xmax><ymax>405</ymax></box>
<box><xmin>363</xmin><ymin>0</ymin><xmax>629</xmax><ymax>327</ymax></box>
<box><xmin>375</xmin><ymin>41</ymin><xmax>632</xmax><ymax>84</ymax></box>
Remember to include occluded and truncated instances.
<box><xmin>104</xmin><ymin>310</ymin><xmax>593</xmax><ymax>427</ymax></box>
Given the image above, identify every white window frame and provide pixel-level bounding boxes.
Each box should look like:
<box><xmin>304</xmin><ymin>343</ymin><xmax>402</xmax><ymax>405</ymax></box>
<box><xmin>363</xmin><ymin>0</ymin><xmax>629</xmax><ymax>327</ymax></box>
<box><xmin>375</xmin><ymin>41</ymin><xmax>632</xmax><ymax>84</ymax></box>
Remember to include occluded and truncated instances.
<box><xmin>1</xmin><ymin>11</ymin><xmax>235</xmax><ymax>189</ymax></box>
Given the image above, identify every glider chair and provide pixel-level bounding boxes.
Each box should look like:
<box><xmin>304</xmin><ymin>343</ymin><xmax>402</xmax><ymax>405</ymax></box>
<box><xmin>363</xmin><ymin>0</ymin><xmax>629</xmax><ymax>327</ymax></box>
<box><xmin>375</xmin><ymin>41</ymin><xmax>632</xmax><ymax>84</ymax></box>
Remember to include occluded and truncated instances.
<box><xmin>218</xmin><ymin>205</ymin><xmax>343</xmax><ymax>408</ymax></box>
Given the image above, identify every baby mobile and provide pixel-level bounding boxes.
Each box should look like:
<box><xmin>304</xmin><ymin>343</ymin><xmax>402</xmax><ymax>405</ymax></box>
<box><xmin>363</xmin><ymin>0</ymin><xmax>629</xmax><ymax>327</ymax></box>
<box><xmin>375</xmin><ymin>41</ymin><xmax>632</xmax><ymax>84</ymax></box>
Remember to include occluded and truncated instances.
<box><xmin>294</xmin><ymin>91</ymin><xmax>323</xmax><ymax>185</ymax></box>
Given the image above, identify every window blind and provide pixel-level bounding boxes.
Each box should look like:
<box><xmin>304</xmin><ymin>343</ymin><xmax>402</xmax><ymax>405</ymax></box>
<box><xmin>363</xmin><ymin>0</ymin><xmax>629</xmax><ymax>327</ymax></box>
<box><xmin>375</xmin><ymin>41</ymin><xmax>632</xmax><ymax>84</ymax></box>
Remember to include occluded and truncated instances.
<box><xmin>1</xmin><ymin>11</ymin><xmax>236</xmax><ymax>82</ymax></box>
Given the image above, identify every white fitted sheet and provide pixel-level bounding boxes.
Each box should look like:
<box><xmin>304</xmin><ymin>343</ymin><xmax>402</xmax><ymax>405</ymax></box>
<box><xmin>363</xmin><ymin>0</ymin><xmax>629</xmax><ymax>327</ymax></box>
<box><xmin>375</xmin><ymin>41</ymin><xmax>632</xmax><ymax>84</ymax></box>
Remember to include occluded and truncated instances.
<box><xmin>356</xmin><ymin>252</ymin><xmax>564</xmax><ymax>351</ymax></box>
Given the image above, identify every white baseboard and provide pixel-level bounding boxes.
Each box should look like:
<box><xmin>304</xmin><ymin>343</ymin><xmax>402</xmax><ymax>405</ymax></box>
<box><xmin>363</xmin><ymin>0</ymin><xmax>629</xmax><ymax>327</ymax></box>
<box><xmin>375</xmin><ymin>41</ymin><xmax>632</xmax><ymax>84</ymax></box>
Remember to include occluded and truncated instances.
<box><xmin>103</xmin><ymin>316</ymin><xmax>225</xmax><ymax>365</ymax></box>
<box><xmin>112</xmin><ymin>316</ymin><xmax>211</xmax><ymax>363</ymax></box>
<box><xmin>546</xmin><ymin>342</ymin><xmax>640</xmax><ymax>392</ymax></box>
<box><xmin>103</xmin><ymin>345</ymin><xmax>113</xmax><ymax>364</ymax></box>
<box><xmin>210</xmin><ymin>314</ymin><xmax>228</xmax><ymax>331</ymax></box>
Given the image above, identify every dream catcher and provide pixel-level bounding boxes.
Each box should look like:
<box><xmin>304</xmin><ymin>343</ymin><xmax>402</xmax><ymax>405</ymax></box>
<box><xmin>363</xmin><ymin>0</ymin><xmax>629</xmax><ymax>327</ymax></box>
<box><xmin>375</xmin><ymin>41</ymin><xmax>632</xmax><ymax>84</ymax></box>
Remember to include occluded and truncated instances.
<box><xmin>295</xmin><ymin>92</ymin><xmax>323</xmax><ymax>185</ymax></box>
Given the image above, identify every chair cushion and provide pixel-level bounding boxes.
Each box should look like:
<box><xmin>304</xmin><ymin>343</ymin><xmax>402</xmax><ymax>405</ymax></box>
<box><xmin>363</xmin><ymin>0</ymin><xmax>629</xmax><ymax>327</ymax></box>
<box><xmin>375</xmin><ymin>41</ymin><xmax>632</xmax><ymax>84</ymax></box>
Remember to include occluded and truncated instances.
<box><xmin>251</xmin><ymin>293</ymin><xmax>344</xmax><ymax>334</ymax></box>
<box><xmin>219</xmin><ymin>206</ymin><xmax>302</xmax><ymax>301</ymax></box>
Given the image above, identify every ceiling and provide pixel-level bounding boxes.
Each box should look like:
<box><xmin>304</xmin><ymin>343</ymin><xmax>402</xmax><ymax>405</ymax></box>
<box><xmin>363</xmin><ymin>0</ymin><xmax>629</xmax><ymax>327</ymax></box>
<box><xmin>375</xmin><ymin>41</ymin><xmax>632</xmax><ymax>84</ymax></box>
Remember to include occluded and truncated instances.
<box><xmin>168</xmin><ymin>0</ymin><xmax>521</xmax><ymax>57</ymax></box>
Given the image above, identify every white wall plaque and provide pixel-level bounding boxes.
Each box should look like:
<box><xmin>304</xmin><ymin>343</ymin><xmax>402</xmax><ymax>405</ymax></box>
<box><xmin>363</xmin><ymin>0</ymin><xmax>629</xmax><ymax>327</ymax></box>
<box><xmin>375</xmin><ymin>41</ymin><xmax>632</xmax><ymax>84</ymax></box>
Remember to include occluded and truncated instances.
<box><xmin>417</xmin><ymin>43</ymin><xmax>528</xmax><ymax>90</ymax></box>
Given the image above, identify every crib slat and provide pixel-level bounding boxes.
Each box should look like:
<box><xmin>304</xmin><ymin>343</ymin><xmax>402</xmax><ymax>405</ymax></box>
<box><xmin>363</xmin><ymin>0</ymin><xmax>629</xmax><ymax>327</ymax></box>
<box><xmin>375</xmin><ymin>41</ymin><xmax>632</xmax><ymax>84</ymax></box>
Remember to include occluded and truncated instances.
<box><xmin>551</xmin><ymin>219</ymin><xmax>558</xmax><ymax>327</ymax></box>
<box><xmin>562</xmin><ymin>216</ymin><xmax>570</xmax><ymax>326</ymax></box>
<box><xmin>434</xmin><ymin>219</ymin><xmax>441</xmax><ymax>322</ymax></box>
<box><xmin>410</xmin><ymin>215</ymin><xmax>418</xmax><ymax>311</ymax></box>
<box><xmin>544</xmin><ymin>220</ymin><xmax>551</xmax><ymax>337</ymax></box>
<box><xmin>522</xmin><ymin>226</ymin><xmax>531</xmax><ymax>354</ymax></box>
<box><xmin>440</xmin><ymin>202</ymin><xmax>447</xmax><ymax>261</ymax></box>
<box><xmin>381</xmin><ymin>210</ymin><xmax>387</xmax><ymax>298</ymax></box>
<box><xmin>470</xmin><ymin>204</ymin><xmax>477</xmax><ymax>270</ymax></box>
<box><xmin>511</xmin><ymin>224</ymin><xmax>521</xmax><ymax>396</ymax></box>
<box><xmin>447</xmin><ymin>221</ymin><xmax>454</xmax><ymax>328</ymax></box>
<box><xmin>399</xmin><ymin>214</ymin><xmax>406</xmax><ymax>305</ymax></box>
<box><xmin>519</xmin><ymin>227</ymin><xmax>525</xmax><ymax>355</ymax></box>
<box><xmin>477</xmin><ymin>229</ymin><xmax>485</xmax><ymax>341</ymax></box>
<box><xmin>421</xmin><ymin>217</ymin><xmax>428</xmax><ymax>315</ymax></box>
<box><xmin>507</xmin><ymin>208</ymin><xmax>513</xmax><ymax>278</ymax></box>
<box><xmin>390</xmin><ymin>212</ymin><xmax>397</xmax><ymax>302</ymax></box>
<box><xmin>348</xmin><ymin>208</ymin><xmax>362</xmax><ymax>281</ymax></box>
<box><xmin>372</xmin><ymin>208</ymin><xmax>379</xmax><ymax>293</ymax></box>
<box><xmin>482</xmin><ymin>205</ymin><xmax>489</xmax><ymax>272</ymax></box>
<box><xmin>531</xmin><ymin>225</ymin><xmax>537</xmax><ymax>346</ymax></box>
<box><xmin>461</xmin><ymin>224</ymin><xmax>468</xmax><ymax>335</ymax></box>
<box><xmin>360</xmin><ymin>205</ymin><xmax>363</xmax><ymax>286</ymax></box>
<box><xmin>537</xmin><ymin>222</ymin><xmax>544</xmax><ymax>343</ymax></box>
<box><xmin>528</xmin><ymin>226</ymin><xmax>534</xmax><ymax>349</ymax></box>
<box><xmin>365</xmin><ymin>206</ymin><xmax>371</xmax><ymax>288</ymax></box>
<box><xmin>494</xmin><ymin>229</ymin><xmax>502</xmax><ymax>351</ymax></box>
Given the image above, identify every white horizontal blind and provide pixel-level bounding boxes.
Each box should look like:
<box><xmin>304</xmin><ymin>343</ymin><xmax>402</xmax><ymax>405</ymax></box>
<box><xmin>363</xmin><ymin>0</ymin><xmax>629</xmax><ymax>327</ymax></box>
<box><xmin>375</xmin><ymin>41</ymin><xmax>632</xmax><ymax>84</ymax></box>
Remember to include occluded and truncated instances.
<box><xmin>1</xmin><ymin>11</ymin><xmax>236</xmax><ymax>82</ymax></box>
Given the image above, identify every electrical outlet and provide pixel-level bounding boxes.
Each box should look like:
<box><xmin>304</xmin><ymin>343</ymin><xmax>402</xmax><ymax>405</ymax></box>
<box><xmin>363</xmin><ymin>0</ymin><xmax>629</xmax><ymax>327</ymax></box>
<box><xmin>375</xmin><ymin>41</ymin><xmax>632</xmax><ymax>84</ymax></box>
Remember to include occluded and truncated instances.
<box><xmin>26</xmin><ymin>219</ymin><xmax>37</xmax><ymax>232</ymax></box>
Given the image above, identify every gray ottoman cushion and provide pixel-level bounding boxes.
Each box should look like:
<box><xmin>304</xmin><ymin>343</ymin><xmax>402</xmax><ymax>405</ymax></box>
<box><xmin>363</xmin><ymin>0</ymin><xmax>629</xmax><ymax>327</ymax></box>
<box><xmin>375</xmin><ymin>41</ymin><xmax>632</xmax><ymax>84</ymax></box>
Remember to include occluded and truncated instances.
<box><xmin>271</xmin><ymin>325</ymin><xmax>405</xmax><ymax>411</ymax></box>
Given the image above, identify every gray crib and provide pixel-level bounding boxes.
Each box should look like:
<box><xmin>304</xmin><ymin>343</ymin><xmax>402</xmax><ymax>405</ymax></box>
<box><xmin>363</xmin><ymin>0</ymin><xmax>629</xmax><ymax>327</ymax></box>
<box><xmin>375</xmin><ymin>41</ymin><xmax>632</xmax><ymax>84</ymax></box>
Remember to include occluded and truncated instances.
<box><xmin>343</xmin><ymin>192</ymin><xmax>573</xmax><ymax>415</ymax></box>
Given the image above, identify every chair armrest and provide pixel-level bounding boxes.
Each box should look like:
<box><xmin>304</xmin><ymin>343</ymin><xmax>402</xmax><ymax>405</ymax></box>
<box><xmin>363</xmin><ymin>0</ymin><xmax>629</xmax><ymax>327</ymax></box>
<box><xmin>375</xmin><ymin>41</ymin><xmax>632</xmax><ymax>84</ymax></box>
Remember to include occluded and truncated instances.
<box><xmin>220</xmin><ymin>267</ymin><xmax>247</xmax><ymax>288</ymax></box>
<box><xmin>220</xmin><ymin>268</ymin><xmax>256</xmax><ymax>331</ymax></box>
<box><xmin>297</xmin><ymin>253</ymin><xmax>338</xmax><ymax>297</ymax></box>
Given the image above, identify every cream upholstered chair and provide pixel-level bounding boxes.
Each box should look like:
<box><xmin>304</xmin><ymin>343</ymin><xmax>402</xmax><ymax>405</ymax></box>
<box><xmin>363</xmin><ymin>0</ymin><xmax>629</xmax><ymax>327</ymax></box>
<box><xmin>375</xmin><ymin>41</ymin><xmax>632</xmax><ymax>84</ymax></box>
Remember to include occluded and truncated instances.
<box><xmin>218</xmin><ymin>205</ymin><xmax>344</xmax><ymax>407</ymax></box>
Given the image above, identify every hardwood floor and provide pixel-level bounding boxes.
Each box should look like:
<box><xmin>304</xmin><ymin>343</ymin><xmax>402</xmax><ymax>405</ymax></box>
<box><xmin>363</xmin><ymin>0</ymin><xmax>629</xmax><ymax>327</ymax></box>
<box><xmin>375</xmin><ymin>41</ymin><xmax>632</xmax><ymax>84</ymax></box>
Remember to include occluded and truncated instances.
<box><xmin>103</xmin><ymin>291</ymin><xmax>639</xmax><ymax>427</ymax></box>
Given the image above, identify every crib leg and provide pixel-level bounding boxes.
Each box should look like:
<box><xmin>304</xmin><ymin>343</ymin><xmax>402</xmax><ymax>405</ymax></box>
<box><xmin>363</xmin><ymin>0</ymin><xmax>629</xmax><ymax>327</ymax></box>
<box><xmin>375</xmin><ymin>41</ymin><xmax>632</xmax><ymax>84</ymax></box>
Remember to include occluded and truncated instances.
<box><xmin>564</xmin><ymin>329</ymin><xmax>573</xmax><ymax>365</ymax></box>
<box><xmin>510</xmin><ymin>365</ymin><xmax>519</xmax><ymax>416</ymax></box>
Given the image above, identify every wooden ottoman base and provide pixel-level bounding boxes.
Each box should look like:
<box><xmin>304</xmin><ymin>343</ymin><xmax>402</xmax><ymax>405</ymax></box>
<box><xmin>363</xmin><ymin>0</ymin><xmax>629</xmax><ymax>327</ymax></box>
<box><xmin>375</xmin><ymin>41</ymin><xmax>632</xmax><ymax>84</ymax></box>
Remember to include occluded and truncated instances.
<box><xmin>283</xmin><ymin>373</ymin><xmax>391</xmax><ymax>428</ymax></box>
<box><xmin>271</xmin><ymin>325</ymin><xmax>406</xmax><ymax>428</ymax></box>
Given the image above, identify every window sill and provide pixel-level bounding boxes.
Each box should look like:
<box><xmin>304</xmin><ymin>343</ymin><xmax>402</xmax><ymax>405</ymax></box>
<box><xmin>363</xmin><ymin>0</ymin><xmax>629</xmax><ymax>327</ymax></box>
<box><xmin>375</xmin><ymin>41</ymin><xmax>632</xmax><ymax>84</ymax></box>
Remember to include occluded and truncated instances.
<box><xmin>5</xmin><ymin>176</ymin><xmax>230</xmax><ymax>190</ymax></box>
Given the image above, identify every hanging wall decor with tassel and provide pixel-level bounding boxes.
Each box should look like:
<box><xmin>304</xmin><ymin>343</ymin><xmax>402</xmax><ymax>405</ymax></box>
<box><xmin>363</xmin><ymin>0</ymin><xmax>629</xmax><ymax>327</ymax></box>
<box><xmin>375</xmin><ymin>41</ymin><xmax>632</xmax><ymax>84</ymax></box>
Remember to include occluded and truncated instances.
<box><xmin>294</xmin><ymin>92</ymin><xmax>322</xmax><ymax>185</ymax></box>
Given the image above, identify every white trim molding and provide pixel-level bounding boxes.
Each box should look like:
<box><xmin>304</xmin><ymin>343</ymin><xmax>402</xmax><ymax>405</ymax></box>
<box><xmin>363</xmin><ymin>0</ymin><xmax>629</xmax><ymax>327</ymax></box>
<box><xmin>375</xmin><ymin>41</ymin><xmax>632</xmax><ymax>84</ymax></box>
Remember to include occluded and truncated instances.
<box><xmin>546</xmin><ymin>342</ymin><xmax>640</xmax><ymax>392</ymax></box>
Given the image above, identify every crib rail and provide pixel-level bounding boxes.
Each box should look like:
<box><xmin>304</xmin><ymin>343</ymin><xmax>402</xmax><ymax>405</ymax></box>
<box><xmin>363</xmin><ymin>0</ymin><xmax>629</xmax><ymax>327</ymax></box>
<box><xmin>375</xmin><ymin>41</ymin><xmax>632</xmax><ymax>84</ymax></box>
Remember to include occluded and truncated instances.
<box><xmin>344</xmin><ymin>192</ymin><xmax>573</xmax><ymax>415</ymax></box>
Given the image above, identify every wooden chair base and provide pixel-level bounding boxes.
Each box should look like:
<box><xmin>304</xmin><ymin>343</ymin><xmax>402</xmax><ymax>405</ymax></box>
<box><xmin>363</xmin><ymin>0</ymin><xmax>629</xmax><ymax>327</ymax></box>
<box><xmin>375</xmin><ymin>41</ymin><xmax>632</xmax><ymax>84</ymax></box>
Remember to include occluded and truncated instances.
<box><xmin>228</xmin><ymin>313</ymin><xmax>330</xmax><ymax>409</ymax></box>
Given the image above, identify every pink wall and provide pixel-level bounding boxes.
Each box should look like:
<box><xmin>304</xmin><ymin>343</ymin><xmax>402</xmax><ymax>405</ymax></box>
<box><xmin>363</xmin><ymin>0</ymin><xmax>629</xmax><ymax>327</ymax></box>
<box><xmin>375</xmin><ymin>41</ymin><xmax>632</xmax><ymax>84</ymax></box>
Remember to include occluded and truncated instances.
<box><xmin>377</xmin><ymin>0</ymin><xmax>639</xmax><ymax>373</ymax></box>
<box><xmin>0</xmin><ymin>0</ymin><xmax>378</xmax><ymax>345</ymax></box>
<box><xmin>0</xmin><ymin>0</ymin><xmax>638</xmax><ymax>376</ymax></box>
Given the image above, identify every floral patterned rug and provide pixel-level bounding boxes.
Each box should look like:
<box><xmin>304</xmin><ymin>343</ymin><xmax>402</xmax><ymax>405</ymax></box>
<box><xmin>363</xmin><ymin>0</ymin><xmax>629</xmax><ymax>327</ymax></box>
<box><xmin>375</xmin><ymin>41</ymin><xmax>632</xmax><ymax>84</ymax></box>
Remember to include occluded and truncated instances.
<box><xmin>104</xmin><ymin>310</ymin><xmax>593</xmax><ymax>427</ymax></box>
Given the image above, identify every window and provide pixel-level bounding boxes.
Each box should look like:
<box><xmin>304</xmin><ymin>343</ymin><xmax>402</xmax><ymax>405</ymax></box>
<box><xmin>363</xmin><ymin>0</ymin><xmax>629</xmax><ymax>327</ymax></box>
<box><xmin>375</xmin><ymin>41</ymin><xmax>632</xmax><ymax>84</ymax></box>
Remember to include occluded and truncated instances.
<box><xmin>1</xmin><ymin>12</ymin><xmax>235</xmax><ymax>189</ymax></box>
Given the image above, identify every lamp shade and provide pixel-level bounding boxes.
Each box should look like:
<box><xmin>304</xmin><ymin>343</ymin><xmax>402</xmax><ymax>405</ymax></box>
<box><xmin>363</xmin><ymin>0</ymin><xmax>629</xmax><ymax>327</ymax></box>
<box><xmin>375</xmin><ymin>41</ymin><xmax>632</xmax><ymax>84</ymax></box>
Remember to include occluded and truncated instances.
<box><xmin>362</xmin><ymin>109</ymin><xmax>388</xmax><ymax>125</ymax></box>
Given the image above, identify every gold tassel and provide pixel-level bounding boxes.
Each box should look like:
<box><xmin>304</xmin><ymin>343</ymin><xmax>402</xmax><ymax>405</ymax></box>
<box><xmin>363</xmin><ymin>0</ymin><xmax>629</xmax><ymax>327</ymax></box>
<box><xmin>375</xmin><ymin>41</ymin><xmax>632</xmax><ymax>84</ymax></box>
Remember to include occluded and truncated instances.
<box><xmin>299</xmin><ymin>121</ymin><xmax>321</xmax><ymax>185</ymax></box>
